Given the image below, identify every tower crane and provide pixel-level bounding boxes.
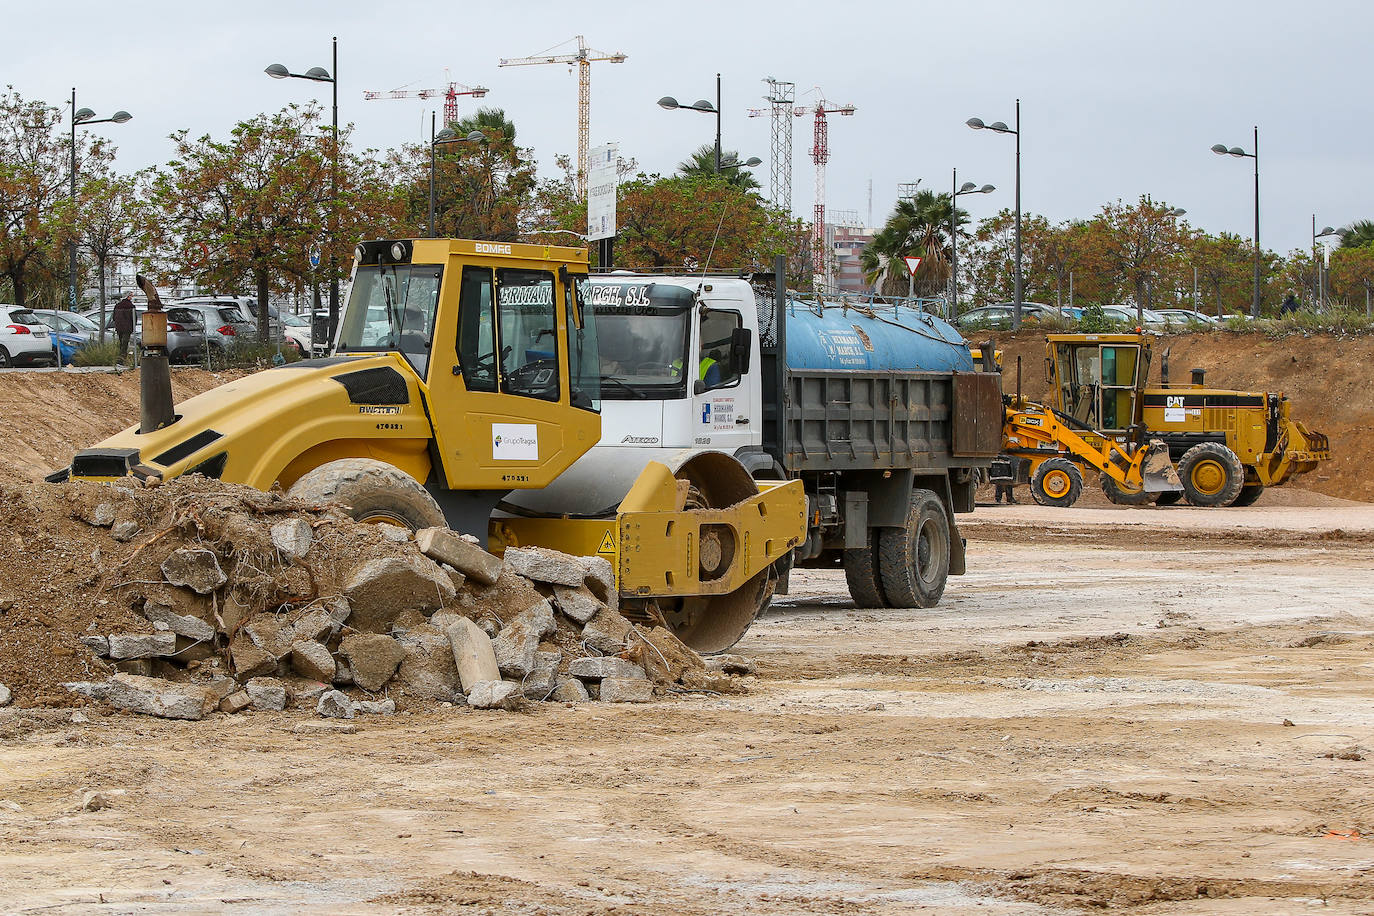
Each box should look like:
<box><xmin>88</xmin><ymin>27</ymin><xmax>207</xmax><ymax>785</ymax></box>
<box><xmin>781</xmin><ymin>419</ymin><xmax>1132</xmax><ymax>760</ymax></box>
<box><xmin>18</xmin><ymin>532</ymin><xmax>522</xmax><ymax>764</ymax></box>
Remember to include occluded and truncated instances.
<box><xmin>809</xmin><ymin>95</ymin><xmax>856</xmax><ymax>291</ymax></box>
<box><xmin>499</xmin><ymin>35</ymin><xmax>627</xmax><ymax>196</ymax></box>
<box><xmin>363</xmin><ymin>78</ymin><xmax>489</xmax><ymax>127</ymax></box>
<box><xmin>746</xmin><ymin>78</ymin><xmax>806</xmax><ymax>216</ymax></box>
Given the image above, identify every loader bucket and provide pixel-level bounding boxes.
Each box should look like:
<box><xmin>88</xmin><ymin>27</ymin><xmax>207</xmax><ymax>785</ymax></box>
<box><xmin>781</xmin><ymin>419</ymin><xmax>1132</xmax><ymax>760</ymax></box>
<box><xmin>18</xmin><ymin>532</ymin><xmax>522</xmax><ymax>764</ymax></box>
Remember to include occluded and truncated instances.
<box><xmin>1141</xmin><ymin>440</ymin><xmax>1184</xmax><ymax>493</ymax></box>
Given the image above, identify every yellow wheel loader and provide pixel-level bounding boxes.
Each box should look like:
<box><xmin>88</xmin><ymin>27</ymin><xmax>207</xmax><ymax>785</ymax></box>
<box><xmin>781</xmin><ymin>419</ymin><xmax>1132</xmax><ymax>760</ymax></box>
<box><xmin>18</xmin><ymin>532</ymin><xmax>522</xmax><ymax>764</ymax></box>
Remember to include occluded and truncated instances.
<box><xmin>1043</xmin><ymin>333</ymin><xmax>1330</xmax><ymax>507</ymax></box>
<box><xmin>52</xmin><ymin>239</ymin><xmax>805</xmax><ymax>652</ymax></box>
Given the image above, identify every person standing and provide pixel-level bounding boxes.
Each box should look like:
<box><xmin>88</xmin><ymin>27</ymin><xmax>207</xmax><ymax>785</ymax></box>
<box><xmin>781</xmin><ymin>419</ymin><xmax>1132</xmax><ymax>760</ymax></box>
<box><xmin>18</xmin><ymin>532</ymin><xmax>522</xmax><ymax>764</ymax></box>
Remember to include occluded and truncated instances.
<box><xmin>112</xmin><ymin>293</ymin><xmax>135</xmax><ymax>365</ymax></box>
<box><xmin>1279</xmin><ymin>291</ymin><xmax>1300</xmax><ymax>316</ymax></box>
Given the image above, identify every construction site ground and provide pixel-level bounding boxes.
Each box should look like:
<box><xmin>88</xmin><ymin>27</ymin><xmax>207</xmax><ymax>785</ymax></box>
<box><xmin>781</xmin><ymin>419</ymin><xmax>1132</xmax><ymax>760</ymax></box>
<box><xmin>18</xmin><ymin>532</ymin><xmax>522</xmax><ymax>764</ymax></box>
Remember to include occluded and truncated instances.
<box><xmin>0</xmin><ymin>340</ymin><xmax>1370</xmax><ymax>914</ymax></box>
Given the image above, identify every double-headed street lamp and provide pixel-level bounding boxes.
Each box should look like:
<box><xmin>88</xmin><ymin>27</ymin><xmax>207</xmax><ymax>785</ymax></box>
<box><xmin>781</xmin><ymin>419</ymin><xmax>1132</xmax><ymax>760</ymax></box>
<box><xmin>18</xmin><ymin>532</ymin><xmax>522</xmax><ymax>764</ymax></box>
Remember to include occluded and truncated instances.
<box><xmin>1313</xmin><ymin>218</ymin><xmax>1338</xmax><ymax>311</ymax></box>
<box><xmin>429</xmin><ymin>117</ymin><xmax>486</xmax><ymax>238</ymax></box>
<box><xmin>267</xmin><ymin>37</ymin><xmax>339</xmax><ymax>340</ymax></box>
<box><xmin>69</xmin><ymin>90</ymin><xmax>132</xmax><ymax>313</ymax></box>
<box><xmin>658</xmin><ymin>73</ymin><xmax>722</xmax><ymax>172</ymax></box>
<box><xmin>950</xmin><ymin>169</ymin><xmax>995</xmax><ymax>316</ymax></box>
<box><xmin>967</xmin><ymin>100</ymin><xmax>1022</xmax><ymax>327</ymax></box>
<box><xmin>720</xmin><ymin>155</ymin><xmax>762</xmax><ymax>171</ymax></box>
<box><xmin>1210</xmin><ymin>127</ymin><xmax>1261</xmax><ymax>318</ymax></box>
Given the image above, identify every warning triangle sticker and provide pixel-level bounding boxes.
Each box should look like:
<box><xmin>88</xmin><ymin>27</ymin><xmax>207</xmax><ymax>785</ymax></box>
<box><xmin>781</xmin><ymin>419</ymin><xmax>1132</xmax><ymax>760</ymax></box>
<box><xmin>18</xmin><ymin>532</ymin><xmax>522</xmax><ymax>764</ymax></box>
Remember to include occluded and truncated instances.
<box><xmin>597</xmin><ymin>529</ymin><xmax>616</xmax><ymax>555</ymax></box>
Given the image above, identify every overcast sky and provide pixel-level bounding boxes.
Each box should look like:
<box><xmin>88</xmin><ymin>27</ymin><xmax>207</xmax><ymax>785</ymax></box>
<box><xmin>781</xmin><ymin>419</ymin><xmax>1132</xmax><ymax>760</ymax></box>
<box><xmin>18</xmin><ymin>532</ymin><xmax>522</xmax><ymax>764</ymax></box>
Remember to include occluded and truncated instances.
<box><xmin>8</xmin><ymin>0</ymin><xmax>1370</xmax><ymax>255</ymax></box>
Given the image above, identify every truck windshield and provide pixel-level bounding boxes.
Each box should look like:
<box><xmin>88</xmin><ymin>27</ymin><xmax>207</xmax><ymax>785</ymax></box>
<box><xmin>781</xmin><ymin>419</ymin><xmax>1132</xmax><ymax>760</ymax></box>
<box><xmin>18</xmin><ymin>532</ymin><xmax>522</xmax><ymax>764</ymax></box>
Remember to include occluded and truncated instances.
<box><xmin>579</xmin><ymin>280</ymin><xmax>693</xmax><ymax>400</ymax></box>
<box><xmin>338</xmin><ymin>264</ymin><xmax>444</xmax><ymax>376</ymax></box>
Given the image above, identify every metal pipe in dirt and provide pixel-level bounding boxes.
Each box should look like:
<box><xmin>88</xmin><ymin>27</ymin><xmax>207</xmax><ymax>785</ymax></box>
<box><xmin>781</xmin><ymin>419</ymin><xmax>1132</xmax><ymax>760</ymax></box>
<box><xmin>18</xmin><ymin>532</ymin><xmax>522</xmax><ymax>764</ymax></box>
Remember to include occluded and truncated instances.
<box><xmin>135</xmin><ymin>274</ymin><xmax>175</xmax><ymax>434</ymax></box>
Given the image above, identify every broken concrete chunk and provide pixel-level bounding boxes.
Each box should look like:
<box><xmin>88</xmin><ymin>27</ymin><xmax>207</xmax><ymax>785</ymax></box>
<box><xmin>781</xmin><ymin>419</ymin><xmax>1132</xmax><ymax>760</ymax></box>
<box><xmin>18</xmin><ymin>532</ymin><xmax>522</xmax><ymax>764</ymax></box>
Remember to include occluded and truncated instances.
<box><xmin>81</xmin><ymin>788</ymin><xmax>126</xmax><ymax>811</ymax></box>
<box><xmin>65</xmin><ymin>674</ymin><xmax>210</xmax><ymax>721</ymax></box>
<box><xmin>706</xmin><ymin>653</ymin><xmax>757</xmax><ymax>676</ymax></box>
<box><xmin>243</xmin><ymin>617</ymin><xmax>292</xmax><ymax>660</ymax></box>
<box><xmin>114</xmin><ymin>659</ymin><xmax>153</xmax><ymax>677</ymax></box>
<box><xmin>342</xmin><ymin>555</ymin><xmax>456</xmax><ymax>633</ymax></box>
<box><xmin>107</xmin><ymin>632</ymin><xmax>178</xmax><ymax>660</ymax></box>
<box><xmin>491</xmin><ymin>599</ymin><xmax>557</xmax><ymax>678</ymax></box>
<box><xmin>416</xmin><ymin>527</ymin><xmax>504</xmax><ymax>585</ymax></box>
<box><xmin>160</xmin><ymin>548</ymin><xmax>227</xmax><ymax>594</ymax></box>
<box><xmin>396</xmin><ymin>628</ymin><xmax>461</xmax><ymax>702</ymax></box>
<box><xmin>522</xmin><ymin>650</ymin><xmax>562</xmax><ymax>699</ymax></box>
<box><xmin>339</xmin><ymin>633</ymin><xmax>406</xmax><ymax>692</ymax></box>
<box><xmin>580</xmin><ymin>608</ymin><xmax>632</xmax><ymax>655</ymax></box>
<box><xmin>502</xmin><ymin>546</ymin><xmax>586</xmax><ymax>587</ymax></box>
<box><xmin>447</xmin><ymin>618</ymin><xmax>501</xmax><ymax>691</ymax></box>
<box><xmin>551</xmin><ymin>584</ymin><xmax>603</xmax><ymax>625</ymax></box>
<box><xmin>219</xmin><ymin>690</ymin><xmax>252</xmax><ymax>714</ymax></box>
<box><xmin>229</xmin><ymin>637</ymin><xmax>276</xmax><ymax>680</ymax></box>
<box><xmin>377</xmin><ymin>525</ymin><xmax>410</xmax><ymax>543</ymax></box>
<box><xmin>290</xmin><ymin>641</ymin><xmax>336</xmax><ymax>683</ymax></box>
<box><xmin>0</xmin><ymin>684</ymin><xmax>10</xmax><ymax>707</ymax></box>
<box><xmin>466</xmin><ymin>680</ymin><xmax>523</xmax><ymax>710</ymax></box>
<box><xmin>200</xmin><ymin>675</ymin><xmax>237</xmax><ymax>703</ymax></box>
<box><xmin>110</xmin><ymin>520</ymin><xmax>141</xmax><ymax>542</ymax></box>
<box><xmin>551</xmin><ymin>677</ymin><xmax>589</xmax><ymax>703</ymax></box>
<box><xmin>141</xmin><ymin>599</ymin><xmax>216</xmax><ymax>643</ymax></box>
<box><xmin>270</xmin><ymin>518</ymin><xmax>313</xmax><ymax>561</ymax></box>
<box><xmin>316</xmin><ymin>689</ymin><xmax>356</xmax><ymax>719</ymax></box>
<box><xmin>86</xmin><ymin>503</ymin><xmax>116</xmax><ymax>527</ymax></box>
<box><xmin>245</xmin><ymin>677</ymin><xmax>288</xmax><ymax>711</ymax></box>
<box><xmin>582</xmin><ymin>556</ymin><xmax>616</xmax><ymax>608</ymax></box>
<box><xmin>356</xmin><ymin>699</ymin><xmax>396</xmax><ymax>716</ymax></box>
<box><xmin>78</xmin><ymin>635</ymin><xmax>110</xmax><ymax>656</ymax></box>
<box><xmin>333</xmin><ymin>659</ymin><xmax>354</xmax><ymax>687</ymax></box>
<box><xmin>600</xmin><ymin>677</ymin><xmax>654</xmax><ymax>703</ymax></box>
<box><xmin>568</xmin><ymin>656</ymin><xmax>647</xmax><ymax>681</ymax></box>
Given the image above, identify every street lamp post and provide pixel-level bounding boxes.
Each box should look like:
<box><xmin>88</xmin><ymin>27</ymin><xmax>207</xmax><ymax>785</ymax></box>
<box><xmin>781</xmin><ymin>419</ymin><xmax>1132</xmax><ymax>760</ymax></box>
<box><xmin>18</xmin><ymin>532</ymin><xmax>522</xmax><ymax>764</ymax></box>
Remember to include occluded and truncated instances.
<box><xmin>950</xmin><ymin>168</ymin><xmax>995</xmax><ymax>317</ymax></box>
<box><xmin>429</xmin><ymin>125</ymin><xmax>486</xmax><ymax>238</ymax></box>
<box><xmin>267</xmin><ymin>37</ymin><xmax>339</xmax><ymax>341</ymax></box>
<box><xmin>68</xmin><ymin>89</ymin><xmax>131</xmax><ymax>318</ymax></box>
<box><xmin>1210</xmin><ymin>127</ymin><xmax>1261</xmax><ymax>318</ymax></box>
<box><xmin>658</xmin><ymin>75</ymin><xmax>722</xmax><ymax>172</ymax></box>
<box><xmin>967</xmin><ymin>100</ymin><xmax>1021</xmax><ymax>327</ymax></box>
<box><xmin>1312</xmin><ymin>218</ymin><xmax>1338</xmax><ymax>311</ymax></box>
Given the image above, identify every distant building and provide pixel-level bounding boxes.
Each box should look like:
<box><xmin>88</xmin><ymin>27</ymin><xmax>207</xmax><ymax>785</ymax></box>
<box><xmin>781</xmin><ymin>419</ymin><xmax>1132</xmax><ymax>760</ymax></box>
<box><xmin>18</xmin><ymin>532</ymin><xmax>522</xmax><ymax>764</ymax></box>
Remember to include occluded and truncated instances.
<box><xmin>826</xmin><ymin>212</ymin><xmax>878</xmax><ymax>295</ymax></box>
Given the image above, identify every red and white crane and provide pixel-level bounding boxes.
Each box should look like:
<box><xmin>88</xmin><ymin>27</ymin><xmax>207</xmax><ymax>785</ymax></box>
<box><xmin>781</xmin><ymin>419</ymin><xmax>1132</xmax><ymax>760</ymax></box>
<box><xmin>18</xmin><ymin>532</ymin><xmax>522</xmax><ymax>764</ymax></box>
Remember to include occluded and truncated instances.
<box><xmin>809</xmin><ymin>95</ymin><xmax>856</xmax><ymax>291</ymax></box>
<box><xmin>363</xmin><ymin>75</ymin><xmax>489</xmax><ymax>127</ymax></box>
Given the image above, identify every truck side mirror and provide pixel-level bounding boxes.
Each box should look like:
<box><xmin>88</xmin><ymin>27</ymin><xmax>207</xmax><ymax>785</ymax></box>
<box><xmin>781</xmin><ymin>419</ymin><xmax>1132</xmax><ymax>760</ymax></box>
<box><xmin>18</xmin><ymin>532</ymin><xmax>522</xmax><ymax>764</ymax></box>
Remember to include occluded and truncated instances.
<box><xmin>730</xmin><ymin>326</ymin><xmax>751</xmax><ymax>374</ymax></box>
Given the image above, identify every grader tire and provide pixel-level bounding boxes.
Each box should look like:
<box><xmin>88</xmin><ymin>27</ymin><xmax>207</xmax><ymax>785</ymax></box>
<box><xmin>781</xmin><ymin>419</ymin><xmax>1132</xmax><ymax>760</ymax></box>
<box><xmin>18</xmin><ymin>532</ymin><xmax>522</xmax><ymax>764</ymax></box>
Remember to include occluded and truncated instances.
<box><xmin>843</xmin><ymin>532</ymin><xmax>887</xmax><ymax>608</ymax></box>
<box><xmin>288</xmin><ymin>458</ymin><xmax>446</xmax><ymax>531</ymax></box>
<box><xmin>1101</xmin><ymin>472</ymin><xmax>1155</xmax><ymax>507</ymax></box>
<box><xmin>1230</xmin><ymin>483</ymin><xmax>1265</xmax><ymax>507</ymax></box>
<box><xmin>1179</xmin><ymin>442</ymin><xmax>1245</xmax><ymax>507</ymax></box>
<box><xmin>877</xmin><ymin>489</ymin><xmax>950</xmax><ymax>609</ymax></box>
<box><xmin>1030</xmin><ymin>458</ymin><xmax>1083</xmax><ymax>508</ymax></box>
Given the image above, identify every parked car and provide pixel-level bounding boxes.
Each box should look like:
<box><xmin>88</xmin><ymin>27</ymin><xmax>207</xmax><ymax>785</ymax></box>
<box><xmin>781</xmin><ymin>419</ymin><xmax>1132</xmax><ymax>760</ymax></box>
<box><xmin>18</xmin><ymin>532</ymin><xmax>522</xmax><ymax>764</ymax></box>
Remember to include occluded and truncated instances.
<box><xmin>32</xmin><ymin>308</ymin><xmax>108</xmax><ymax>344</ymax></box>
<box><xmin>79</xmin><ymin>304</ymin><xmax>208</xmax><ymax>363</ymax></box>
<box><xmin>954</xmin><ymin>303</ymin><xmax>1058</xmax><ymax>330</ymax></box>
<box><xmin>1097</xmin><ymin>305</ymin><xmax>1167</xmax><ymax>329</ymax></box>
<box><xmin>1153</xmin><ymin>308</ymin><xmax>1219</xmax><ymax>328</ymax></box>
<box><xmin>0</xmin><ymin>305</ymin><xmax>58</xmax><ymax>367</ymax></box>
<box><xmin>281</xmin><ymin>313</ymin><xmax>312</xmax><ymax>355</ymax></box>
<box><xmin>172</xmin><ymin>302</ymin><xmax>258</xmax><ymax>354</ymax></box>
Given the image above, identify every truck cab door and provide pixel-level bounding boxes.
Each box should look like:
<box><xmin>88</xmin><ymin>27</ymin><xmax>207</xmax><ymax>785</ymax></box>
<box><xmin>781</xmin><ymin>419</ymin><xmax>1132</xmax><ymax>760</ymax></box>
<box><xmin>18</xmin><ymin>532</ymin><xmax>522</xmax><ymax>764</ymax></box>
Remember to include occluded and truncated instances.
<box><xmin>692</xmin><ymin>306</ymin><xmax>755</xmax><ymax>451</ymax></box>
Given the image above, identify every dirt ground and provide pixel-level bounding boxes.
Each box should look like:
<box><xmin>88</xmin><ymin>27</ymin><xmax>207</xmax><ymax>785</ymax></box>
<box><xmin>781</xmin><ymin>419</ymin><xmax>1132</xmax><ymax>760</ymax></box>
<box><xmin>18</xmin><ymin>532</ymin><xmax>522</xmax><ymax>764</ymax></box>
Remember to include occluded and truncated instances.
<box><xmin>2</xmin><ymin>502</ymin><xmax>1372</xmax><ymax>914</ymax></box>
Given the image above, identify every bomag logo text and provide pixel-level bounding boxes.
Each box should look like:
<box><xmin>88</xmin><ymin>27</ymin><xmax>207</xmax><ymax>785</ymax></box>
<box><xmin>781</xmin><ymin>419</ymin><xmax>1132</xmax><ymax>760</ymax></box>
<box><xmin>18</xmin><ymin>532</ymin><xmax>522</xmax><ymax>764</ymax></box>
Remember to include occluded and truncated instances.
<box><xmin>475</xmin><ymin>242</ymin><xmax>512</xmax><ymax>254</ymax></box>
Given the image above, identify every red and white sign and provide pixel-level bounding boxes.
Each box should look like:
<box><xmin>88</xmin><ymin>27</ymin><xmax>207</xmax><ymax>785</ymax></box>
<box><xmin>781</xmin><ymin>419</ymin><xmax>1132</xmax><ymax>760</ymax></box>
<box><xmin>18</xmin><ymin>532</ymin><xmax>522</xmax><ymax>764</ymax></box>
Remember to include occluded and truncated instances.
<box><xmin>903</xmin><ymin>256</ymin><xmax>923</xmax><ymax>276</ymax></box>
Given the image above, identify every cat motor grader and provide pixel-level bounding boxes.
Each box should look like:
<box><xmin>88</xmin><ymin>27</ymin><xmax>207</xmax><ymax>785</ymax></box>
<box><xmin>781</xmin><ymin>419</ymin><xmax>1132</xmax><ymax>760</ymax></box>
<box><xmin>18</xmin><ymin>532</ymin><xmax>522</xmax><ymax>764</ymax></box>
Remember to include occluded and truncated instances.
<box><xmin>51</xmin><ymin>238</ymin><xmax>806</xmax><ymax>652</ymax></box>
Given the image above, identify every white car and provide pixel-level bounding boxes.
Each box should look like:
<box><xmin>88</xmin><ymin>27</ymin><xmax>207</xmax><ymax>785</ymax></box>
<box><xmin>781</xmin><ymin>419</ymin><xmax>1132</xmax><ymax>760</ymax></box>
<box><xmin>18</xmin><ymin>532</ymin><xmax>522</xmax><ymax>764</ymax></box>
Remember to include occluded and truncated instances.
<box><xmin>281</xmin><ymin>313</ymin><xmax>312</xmax><ymax>355</ymax></box>
<box><xmin>0</xmin><ymin>305</ymin><xmax>58</xmax><ymax>367</ymax></box>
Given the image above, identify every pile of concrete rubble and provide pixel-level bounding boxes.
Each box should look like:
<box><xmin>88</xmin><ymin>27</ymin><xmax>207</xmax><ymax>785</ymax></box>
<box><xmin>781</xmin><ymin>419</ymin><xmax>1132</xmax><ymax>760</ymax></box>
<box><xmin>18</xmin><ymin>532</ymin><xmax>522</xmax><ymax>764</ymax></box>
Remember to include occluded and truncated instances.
<box><xmin>49</xmin><ymin>479</ymin><xmax>747</xmax><ymax>721</ymax></box>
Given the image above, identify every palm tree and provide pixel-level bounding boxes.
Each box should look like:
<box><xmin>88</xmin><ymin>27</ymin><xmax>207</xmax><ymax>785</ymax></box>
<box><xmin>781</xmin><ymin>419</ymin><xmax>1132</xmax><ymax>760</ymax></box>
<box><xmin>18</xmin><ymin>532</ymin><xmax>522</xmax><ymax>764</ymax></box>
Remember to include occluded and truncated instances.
<box><xmin>452</xmin><ymin>107</ymin><xmax>516</xmax><ymax>144</ymax></box>
<box><xmin>676</xmin><ymin>144</ymin><xmax>760</xmax><ymax>190</ymax></box>
<box><xmin>1339</xmin><ymin>219</ymin><xmax>1374</xmax><ymax>249</ymax></box>
<box><xmin>860</xmin><ymin>189</ymin><xmax>966</xmax><ymax>297</ymax></box>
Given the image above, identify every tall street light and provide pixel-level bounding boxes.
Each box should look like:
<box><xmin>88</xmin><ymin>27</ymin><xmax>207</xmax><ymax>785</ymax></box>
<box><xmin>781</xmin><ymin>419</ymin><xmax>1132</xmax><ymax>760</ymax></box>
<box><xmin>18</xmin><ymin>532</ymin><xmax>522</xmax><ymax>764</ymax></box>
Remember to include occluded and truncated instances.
<box><xmin>950</xmin><ymin>169</ymin><xmax>995</xmax><ymax>317</ymax></box>
<box><xmin>69</xmin><ymin>90</ymin><xmax>131</xmax><ymax>313</ymax></box>
<box><xmin>429</xmin><ymin>120</ymin><xmax>486</xmax><ymax>238</ymax></box>
<box><xmin>658</xmin><ymin>73</ymin><xmax>722</xmax><ymax>172</ymax></box>
<box><xmin>967</xmin><ymin>100</ymin><xmax>1021</xmax><ymax>327</ymax></box>
<box><xmin>267</xmin><ymin>37</ymin><xmax>339</xmax><ymax>341</ymax></box>
<box><xmin>1210</xmin><ymin>127</ymin><xmax>1261</xmax><ymax>318</ymax></box>
<box><xmin>1312</xmin><ymin>218</ymin><xmax>1338</xmax><ymax>311</ymax></box>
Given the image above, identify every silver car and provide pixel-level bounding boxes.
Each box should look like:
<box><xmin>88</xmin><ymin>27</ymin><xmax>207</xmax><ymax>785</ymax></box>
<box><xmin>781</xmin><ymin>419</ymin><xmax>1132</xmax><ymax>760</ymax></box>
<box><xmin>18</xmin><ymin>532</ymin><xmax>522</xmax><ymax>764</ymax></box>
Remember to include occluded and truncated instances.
<box><xmin>173</xmin><ymin>302</ymin><xmax>258</xmax><ymax>354</ymax></box>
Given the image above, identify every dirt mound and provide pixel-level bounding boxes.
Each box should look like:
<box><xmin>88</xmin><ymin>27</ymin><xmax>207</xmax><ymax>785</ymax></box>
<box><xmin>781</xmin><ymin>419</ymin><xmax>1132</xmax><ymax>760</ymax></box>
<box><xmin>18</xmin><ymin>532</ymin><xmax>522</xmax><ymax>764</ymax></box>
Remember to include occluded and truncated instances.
<box><xmin>986</xmin><ymin>329</ymin><xmax>1374</xmax><ymax>502</ymax></box>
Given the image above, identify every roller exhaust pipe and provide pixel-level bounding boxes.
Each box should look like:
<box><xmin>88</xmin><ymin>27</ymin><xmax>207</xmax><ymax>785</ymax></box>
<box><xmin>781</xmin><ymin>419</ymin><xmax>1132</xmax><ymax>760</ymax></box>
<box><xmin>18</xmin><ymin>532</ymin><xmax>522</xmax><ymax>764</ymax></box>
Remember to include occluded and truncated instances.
<box><xmin>135</xmin><ymin>274</ymin><xmax>175</xmax><ymax>434</ymax></box>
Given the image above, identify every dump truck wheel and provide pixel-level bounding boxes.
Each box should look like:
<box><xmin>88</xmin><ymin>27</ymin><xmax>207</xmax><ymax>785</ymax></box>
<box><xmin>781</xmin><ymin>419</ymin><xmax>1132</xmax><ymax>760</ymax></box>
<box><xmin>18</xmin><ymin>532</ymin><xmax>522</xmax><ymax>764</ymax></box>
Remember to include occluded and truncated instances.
<box><xmin>1230</xmin><ymin>483</ymin><xmax>1265</xmax><ymax>507</ymax></box>
<box><xmin>877</xmin><ymin>489</ymin><xmax>949</xmax><ymax>608</ymax></box>
<box><xmin>843</xmin><ymin>532</ymin><xmax>887</xmax><ymax>608</ymax></box>
<box><xmin>1100</xmin><ymin>473</ymin><xmax>1155</xmax><ymax>506</ymax></box>
<box><xmin>1179</xmin><ymin>443</ymin><xmax>1245</xmax><ymax>507</ymax></box>
<box><xmin>288</xmin><ymin>458</ymin><xmax>446</xmax><ymax>531</ymax></box>
<box><xmin>1030</xmin><ymin>458</ymin><xmax>1083</xmax><ymax>508</ymax></box>
<box><xmin>1155</xmin><ymin>491</ymin><xmax>1183</xmax><ymax>506</ymax></box>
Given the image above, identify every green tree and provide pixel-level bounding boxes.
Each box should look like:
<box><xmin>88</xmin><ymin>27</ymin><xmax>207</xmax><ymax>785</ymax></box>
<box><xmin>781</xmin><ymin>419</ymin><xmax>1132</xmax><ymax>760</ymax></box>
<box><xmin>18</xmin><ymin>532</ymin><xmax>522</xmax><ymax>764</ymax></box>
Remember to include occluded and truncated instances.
<box><xmin>961</xmin><ymin>210</ymin><xmax>1056</xmax><ymax>307</ymax></box>
<box><xmin>1338</xmin><ymin>219</ymin><xmax>1374</xmax><ymax>249</ymax></box>
<box><xmin>1093</xmin><ymin>195</ymin><xmax>1189</xmax><ymax>320</ymax></box>
<box><xmin>861</xmin><ymin>190</ymin><xmax>963</xmax><ymax>298</ymax></box>
<box><xmin>78</xmin><ymin>171</ymin><xmax>143</xmax><ymax>335</ymax></box>
<box><xmin>614</xmin><ymin>173</ymin><xmax>791</xmax><ymax>271</ymax></box>
<box><xmin>1328</xmin><ymin>245</ymin><xmax>1374</xmax><ymax>314</ymax></box>
<box><xmin>1189</xmin><ymin>232</ymin><xmax>1255</xmax><ymax>317</ymax></box>
<box><xmin>676</xmin><ymin>144</ymin><xmax>761</xmax><ymax>191</ymax></box>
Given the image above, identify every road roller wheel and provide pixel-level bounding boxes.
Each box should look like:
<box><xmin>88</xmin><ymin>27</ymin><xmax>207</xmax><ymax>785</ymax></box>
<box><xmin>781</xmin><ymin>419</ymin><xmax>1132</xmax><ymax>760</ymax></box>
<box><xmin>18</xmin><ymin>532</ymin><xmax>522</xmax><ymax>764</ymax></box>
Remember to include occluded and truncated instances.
<box><xmin>1101</xmin><ymin>472</ymin><xmax>1155</xmax><ymax>506</ymax></box>
<box><xmin>1178</xmin><ymin>442</ymin><xmax>1245</xmax><ymax>507</ymax></box>
<box><xmin>288</xmin><ymin>458</ymin><xmax>445</xmax><ymax>530</ymax></box>
<box><xmin>1030</xmin><ymin>458</ymin><xmax>1083</xmax><ymax>508</ymax></box>
<box><xmin>877</xmin><ymin>489</ymin><xmax>949</xmax><ymax>609</ymax></box>
<box><xmin>843</xmin><ymin>530</ymin><xmax>887</xmax><ymax>608</ymax></box>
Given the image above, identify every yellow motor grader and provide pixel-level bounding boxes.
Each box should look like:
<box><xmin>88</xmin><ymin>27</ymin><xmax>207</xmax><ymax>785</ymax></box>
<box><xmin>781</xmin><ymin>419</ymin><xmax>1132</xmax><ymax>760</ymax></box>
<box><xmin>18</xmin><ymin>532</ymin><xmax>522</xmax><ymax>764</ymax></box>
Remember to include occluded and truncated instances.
<box><xmin>51</xmin><ymin>239</ymin><xmax>806</xmax><ymax>652</ymax></box>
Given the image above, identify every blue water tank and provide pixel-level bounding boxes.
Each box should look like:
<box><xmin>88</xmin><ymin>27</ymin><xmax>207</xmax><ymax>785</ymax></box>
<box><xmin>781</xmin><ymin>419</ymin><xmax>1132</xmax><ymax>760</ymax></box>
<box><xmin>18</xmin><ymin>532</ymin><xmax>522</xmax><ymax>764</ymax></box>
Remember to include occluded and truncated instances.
<box><xmin>782</xmin><ymin>299</ymin><xmax>975</xmax><ymax>372</ymax></box>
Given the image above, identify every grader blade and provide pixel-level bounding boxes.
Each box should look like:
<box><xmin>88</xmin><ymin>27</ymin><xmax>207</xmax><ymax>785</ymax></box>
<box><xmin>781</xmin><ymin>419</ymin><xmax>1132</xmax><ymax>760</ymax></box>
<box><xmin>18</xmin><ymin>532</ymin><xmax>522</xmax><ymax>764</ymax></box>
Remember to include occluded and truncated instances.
<box><xmin>1141</xmin><ymin>440</ymin><xmax>1184</xmax><ymax>493</ymax></box>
